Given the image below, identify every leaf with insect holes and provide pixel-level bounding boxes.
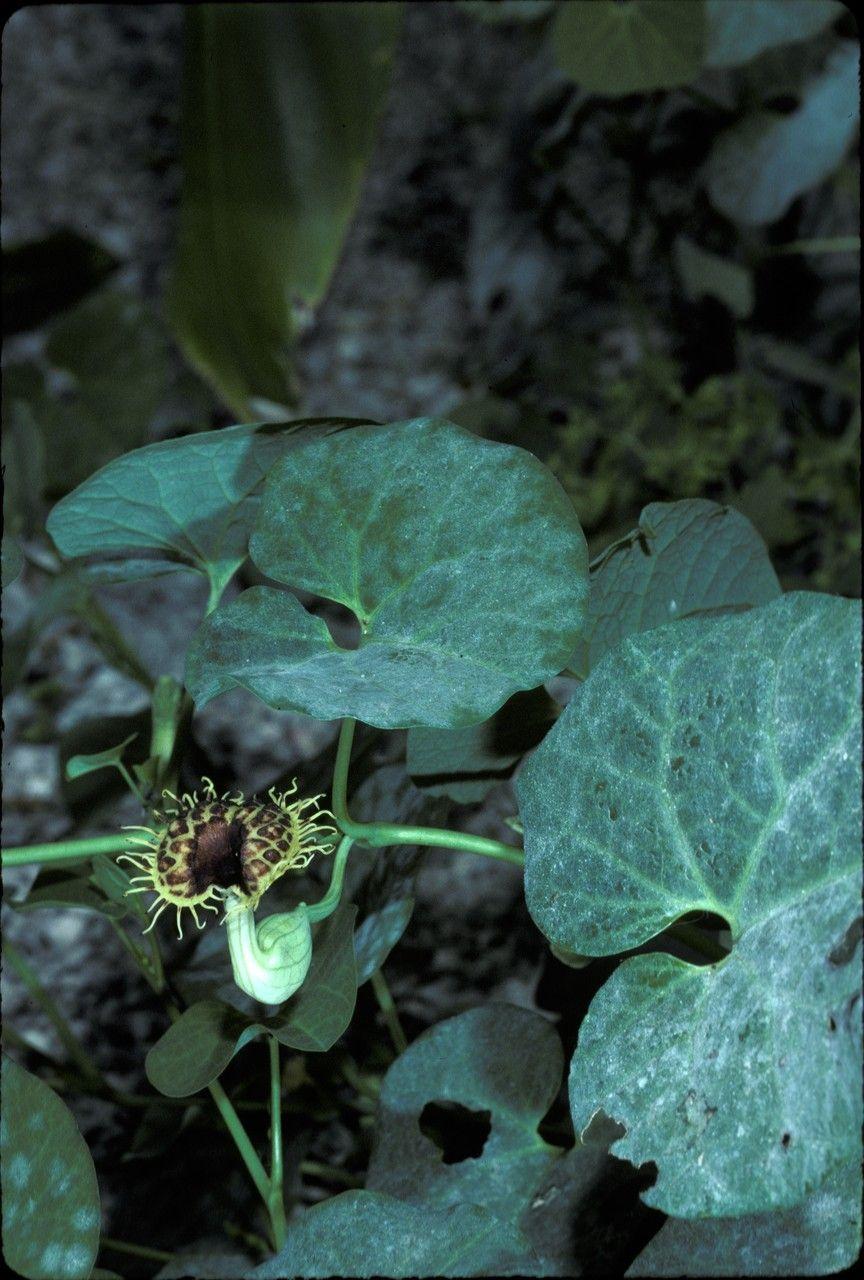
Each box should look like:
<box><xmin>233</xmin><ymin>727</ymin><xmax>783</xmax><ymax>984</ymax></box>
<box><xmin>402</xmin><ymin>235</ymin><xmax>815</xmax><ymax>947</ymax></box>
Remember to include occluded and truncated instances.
<box><xmin>186</xmin><ymin>419</ymin><xmax>588</xmax><ymax>729</ymax></box>
<box><xmin>145</xmin><ymin>904</ymin><xmax>357</xmax><ymax>1095</ymax></box>
<box><xmin>1</xmin><ymin>1056</ymin><xmax>101</xmax><ymax>1280</ymax></box>
<box><xmin>519</xmin><ymin>593</ymin><xmax>862</xmax><ymax>1217</ymax></box>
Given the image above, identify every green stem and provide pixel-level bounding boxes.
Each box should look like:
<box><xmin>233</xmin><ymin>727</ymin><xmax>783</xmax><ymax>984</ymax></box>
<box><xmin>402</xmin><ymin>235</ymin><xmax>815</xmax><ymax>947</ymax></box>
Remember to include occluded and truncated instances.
<box><xmin>300</xmin><ymin>1160</ymin><xmax>362</xmax><ymax>1189</ymax></box>
<box><xmin>332</xmin><ymin>719</ymin><xmax>523</xmax><ymax>865</ymax></box>
<box><xmin>370</xmin><ymin>968</ymin><xmax>407</xmax><ymax>1055</ymax></box>
<box><xmin>771</xmin><ymin>235</ymin><xmax>859</xmax><ymax>256</ymax></box>
<box><xmin>306</xmin><ymin>835</ymin><xmax>354</xmax><ymax>922</ymax></box>
<box><xmin>2</xmin><ymin>939</ymin><xmax>108</xmax><ymax>1094</ymax></box>
<box><xmin>108</xmin><ymin>918</ymin><xmax>164</xmax><ymax>994</ymax></box>
<box><xmin>267</xmin><ymin>1036</ymin><xmax>287</xmax><ymax>1253</ymax></box>
<box><xmin>99</xmin><ymin>1236</ymin><xmax>173</xmax><ymax>1264</ymax></box>
<box><xmin>2</xmin><ymin>834</ymin><xmax>130</xmax><ymax>869</ymax></box>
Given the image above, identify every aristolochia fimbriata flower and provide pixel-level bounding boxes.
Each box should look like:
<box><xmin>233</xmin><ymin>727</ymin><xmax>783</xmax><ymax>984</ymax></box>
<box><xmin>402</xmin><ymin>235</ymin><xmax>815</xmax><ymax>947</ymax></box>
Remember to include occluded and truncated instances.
<box><xmin>118</xmin><ymin>778</ymin><xmax>336</xmax><ymax>940</ymax></box>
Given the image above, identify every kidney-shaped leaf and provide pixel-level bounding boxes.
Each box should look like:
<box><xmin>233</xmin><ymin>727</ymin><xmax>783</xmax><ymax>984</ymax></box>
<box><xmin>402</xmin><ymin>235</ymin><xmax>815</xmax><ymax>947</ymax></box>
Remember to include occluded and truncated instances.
<box><xmin>146</xmin><ymin>904</ymin><xmax>357</xmax><ymax>1096</ymax></box>
<box><xmin>519</xmin><ymin>593</ymin><xmax>862</xmax><ymax>1217</ymax></box>
<box><xmin>706</xmin><ymin>40</ymin><xmax>859</xmax><ymax>225</ymax></box>
<box><xmin>253</xmin><ymin>1190</ymin><xmax>538</xmax><ymax>1278</ymax></box>
<box><xmin>573</xmin><ymin>499</ymin><xmax>780</xmax><ymax>676</ymax></box>
<box><xmin>187</xmin><ymin>419</ymin><xmax>588</xmax><ymax>728</ymax></box>
<box><xmin>628</xmin><ymin>1158</ymin><xmax>861</xmax><ymax>1276</ymax></box>
<box><xmin>46</xmin><ymin>421</ymin><xmax>355</xmax><ymax>603</ymax></box>
<box><xmin>552</xmin><ymin>0</ymin><xmax>706</xmax><ymax>97</ymax></box>
<box><xmin>1</xmin><ymin>1056</ymin><xmax>101</xmax><ymax>1280</ymax></box>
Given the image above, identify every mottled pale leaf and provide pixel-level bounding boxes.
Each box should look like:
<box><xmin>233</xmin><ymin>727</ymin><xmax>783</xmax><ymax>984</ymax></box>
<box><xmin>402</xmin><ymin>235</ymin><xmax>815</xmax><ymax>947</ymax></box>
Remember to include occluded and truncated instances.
<box><xmin>628</xmin><ymin>1159</ymin><xmax>862</xmax><ymax>1276</ymax></box>
<box><xmin>46</xmin><ymin>422</ymin><xmax>351</xmax><ymax>602</ymax></box>
<box><xmin>146</xmin><ymin>904</ymin><xmax>357</xmax><ymax>1095</ymax></box>
<box><xmin>706</xmin><ymin>40</ymin><xmax>859</xmax><ymax>225</ymax></box>
<box><xmin>188</xmin><ymin>420</ymin><xmax>588</xmax><ymax>728</ymax></box>
<box><xmin>573</xmin><ymin>500</ymin><xmax>780</xmax><ymax>677</ymax></box>
<box><xmin>552</xmin><ymin>1</ymin><xmax>706</xmax><ymax>96</ymax></box>
<box><xmin>674</xmin><ymin>237</ymin><xmax>754</xmax><ymax>319</ymax></box>
<box><xmin>169</xmin><ymin>4</ymin><xmax>401</xmax><ymax>417</ymax></box>
<box><xmin>704</xmin><ymin>0</ymin><xmax>842</xmax><ymax>69</ymax></box>
<box><xmin>519</xmin><ymin>593</ymin><xmax>862</xmax><ymax>1216</ymax></box>
<box><xmin>1</xmin><ymin>1056</ymin><xmax>100</xmax><ymax>1280</ymax></box>
<box><xmin>253</xmin><ymin>1191</ymin><xmax>538</xmax><ymax>1277</ymax></box>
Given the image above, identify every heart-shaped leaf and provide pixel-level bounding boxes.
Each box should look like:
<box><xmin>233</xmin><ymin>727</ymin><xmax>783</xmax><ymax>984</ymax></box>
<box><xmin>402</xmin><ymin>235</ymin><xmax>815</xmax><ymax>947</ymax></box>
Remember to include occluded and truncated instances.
<box><xmin>9</xmin><ymin>868</ymin><xmax>126</xmax><ymax>920</ymax></box>
<box><xmin>1</xmin><ymin>1056</ymin><xmax>101</xmax><ymax>1280</ymax></box>
<box><xmin>252</xmin><ymin>1190</ymin><xmax>539</xmax><ymax>1278</ymax></box>
<box><xmin>65</xmin><ymin>733</ymin><xmax>138</xmax><ymax>782</ymax></box>
<box><xmin>519</xmin><ymin>593</ymin><xmax>862</xmax><ymax>1216</ymax></box>
<box><xmin>705</xmin><ymin>40</ymin><xmax>859</xmax><ymax>225</ymax></box>
<box><xmin>146</xmin><ymin>904</ymin><xmax>357</xmax><ymax>1095</ymax></box>
<box><xmin>187</xmin><ymin>419</ymin><xmax>588</xmax><ymax>728</ymax></box>
<box><xmin>46</xmin><ymin>421</ymin><xmax>358</xmax><ymax>604</ymax></box>
<box><xmin>573</xmin><ymin>500</ymin><xmax>780</xmax><ymax>677</ymax></box>
<box><xmin>552</xmin><ymin>0</ymin><xmax>706</xmax><ymax>96</ymax></box>
<box><xmin>628</xmin><ymin>1158</ymin><xmax>861</xmax><ymax>1276</ymax></box>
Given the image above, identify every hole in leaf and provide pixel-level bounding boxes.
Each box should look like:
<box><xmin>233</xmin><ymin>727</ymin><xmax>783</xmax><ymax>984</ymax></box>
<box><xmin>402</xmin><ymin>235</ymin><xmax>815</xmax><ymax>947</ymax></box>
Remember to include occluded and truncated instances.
<box><xmin>320</xmin><ymin>602</ymin><xmax>363</xmax><ymax>651</ymax></box>
<box><xmin>418</xmin><ymin>1101</ymin><xmax>491</xmax><ymax>1164</ymax></box>
<box><xmin>828</xmin><ymin>1016</ymin><xmax>837</xmax><ymax>1032</ymax></box>
<box><xmin>781</xmin><ymin>1132</ymin><xmax>792</xmax><ymax>1148</ymax></box>
<box><xmin>828</xmin><ymin>916</ymin><xmax>862</xmax><ymax>967</ymax></box>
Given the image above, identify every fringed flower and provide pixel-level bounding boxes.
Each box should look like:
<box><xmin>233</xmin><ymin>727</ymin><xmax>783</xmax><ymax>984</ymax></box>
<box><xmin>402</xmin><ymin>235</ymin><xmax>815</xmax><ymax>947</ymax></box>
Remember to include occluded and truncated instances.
<box><xmin>118</xmin><ymin>778</ymin><xmax>337</xmax><ymax>938</ymax></box>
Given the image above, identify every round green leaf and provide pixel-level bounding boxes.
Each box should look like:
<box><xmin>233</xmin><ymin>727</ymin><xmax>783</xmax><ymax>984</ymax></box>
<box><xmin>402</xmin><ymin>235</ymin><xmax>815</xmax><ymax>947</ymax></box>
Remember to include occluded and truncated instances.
<box><xmin>188</xmin><ymin>419</ymin><xmax>588</xmax><ymax>728</ymax></box>
<box><xmin>1</xmin><ymin>1056</ymin><xmax>100</xmax><ymax>1280</ymax></box>
<box><xmin>146</xmin><ymin>904</ymin><xmax>357</xmax><ymax>1095</ymax></box>
<box><xmin>518</xmin><ymin>593</ymin><xmax>862</xmax><ymax>1216</ymax></box>
<box><xmin>552</xmin><ymin>1</ymin><xmax>706</xmax><ymax>97</ymax></box>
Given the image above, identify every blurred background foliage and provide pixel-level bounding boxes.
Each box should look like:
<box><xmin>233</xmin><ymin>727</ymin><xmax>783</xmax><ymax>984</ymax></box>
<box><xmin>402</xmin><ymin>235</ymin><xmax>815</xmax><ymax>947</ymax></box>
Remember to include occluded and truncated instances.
<box><xmin>2</xmin><ymin>0</ymin><xmax>860</xmax><ymax>633</ymax></box>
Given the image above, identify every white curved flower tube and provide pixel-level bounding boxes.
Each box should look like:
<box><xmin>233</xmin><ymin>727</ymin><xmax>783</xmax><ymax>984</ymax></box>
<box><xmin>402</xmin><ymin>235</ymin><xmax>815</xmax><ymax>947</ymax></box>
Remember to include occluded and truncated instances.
<box><xmin>226</xmin><ymin>902</ymin><xmax>312</xmax><ymax>1004</ymax></box>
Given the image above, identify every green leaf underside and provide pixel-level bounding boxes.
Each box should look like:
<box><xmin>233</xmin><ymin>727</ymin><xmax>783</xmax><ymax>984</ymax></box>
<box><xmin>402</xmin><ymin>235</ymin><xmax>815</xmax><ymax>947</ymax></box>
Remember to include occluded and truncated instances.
<box><xmin>65</xmin><ymin>733</ymin><xmax>138</xmax><ymax>781</ymax></box>
<box><xmin>674</xmin><ymin>238</ymin><xmax>754</xmax><ymax>319</ymax></box>
<box><xmin>706</xmin><ymin>40</ymin><xmax>859</xmax><ymax>226</ymax></box>
<box><xmin>145</xmin><ymin>904</ymin><xmax>357</xmax><ymax>1095</ymax></box>
<box><xmin>353</xmin><ymin>898</ymin><xmax>414</xmax><ymax>986</ymax></box>
<box><xmin>169</xmin><ymin>3</ymin><xmax>401</xmax><ymax>417</ymax></box>
<box><xmin>628</xmin><ymin>1158</ymin><xmax>862</xmax><ymax>1276</ymax></box>
<box><xmin>187</xmin><ymin>419</ymin><xmax>588</xmax><ymax>729</ymax></box>
<box><xmin>11</xmin><ymin>868</ymin><xmax>126</xmax><ymax>920</ymax></box>
<box><xmin>407</xmin><ymin>686</ymin><xmax>559</xmax><ymax>803</ymax></box>
<box><xmin>1</xmin><ymin>1056</ymin><xmax>100</xmax><ymax>1280</ymax></box>
<box><xmin>252</xmin><ymin>1191</ymin><xmax>538</xmax><ymax>1278</ymax></box>
<box><xmin>575</xmin><ymin>500</ymin><xmax>781</xmax><ymax>676</ymax></box>
<box><xmin>519</xmin><ymin>593</ymin><xmax>862</xmax><ymax>1216</ymax></box>
<box><xmin>552</xmin><ymin>1</ymin><xmax>706</xmax><ymax>96</ymax></box>
<box><xmin>46</xmin><ymin>422</ymin><xmax>346</xmax><ymax>599</ymax></box>
<box><xmin>704</xmin><ymin>0</ymin><xmax>842</xmax><ymax>70</ymax></box>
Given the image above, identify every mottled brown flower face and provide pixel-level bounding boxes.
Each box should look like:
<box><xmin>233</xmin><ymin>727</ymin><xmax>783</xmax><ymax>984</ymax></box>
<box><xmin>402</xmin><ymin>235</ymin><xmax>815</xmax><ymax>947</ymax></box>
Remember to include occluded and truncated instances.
<box><xmin>119</xmin><ymin>780</ymin><xmax>336</xmax><ymax>937</ymax></box>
